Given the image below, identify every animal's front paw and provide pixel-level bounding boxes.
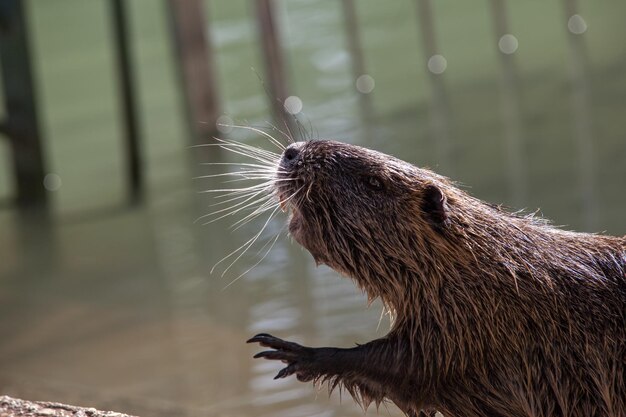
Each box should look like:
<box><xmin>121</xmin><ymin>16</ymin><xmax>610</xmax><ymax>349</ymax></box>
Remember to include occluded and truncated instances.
<box><xmin>247</xmin><ymin>333</ymin><xmax>319</xmax><ymax>382</ymax></box>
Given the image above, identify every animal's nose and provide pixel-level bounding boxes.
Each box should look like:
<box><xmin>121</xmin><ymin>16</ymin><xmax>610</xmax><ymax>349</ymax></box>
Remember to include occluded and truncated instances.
<box><xmin>281</xmin><ymin>142</ymin><xmax>305</xmax><ymax>166</ymax></box>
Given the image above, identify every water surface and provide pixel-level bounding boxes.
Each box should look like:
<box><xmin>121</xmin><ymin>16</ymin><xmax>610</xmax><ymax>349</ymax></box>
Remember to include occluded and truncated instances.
<box><xmin>1</xmin><ymin>1</ymin><xmax>625</xmax><ymax>416</ymax></box>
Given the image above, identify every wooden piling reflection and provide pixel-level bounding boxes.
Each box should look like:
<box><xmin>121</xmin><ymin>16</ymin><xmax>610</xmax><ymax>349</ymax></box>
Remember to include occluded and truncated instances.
<box><xmin>562</xmin><ymin>0</ymin><xmax>597</xmax><ymax>231</ymax></box>
<box><xmin>489</xmin><ymin>0</ymin><xmax>527</xmax><ymax>208</ymax></box>
<box><xmin>415</xmin><ymin>0</ymin><xmax>453</xmax><ymax>175</ymax></box>
<box><xmin>255</xmin><ymin>0</ymin><xmax>299</xmax><ymax>140</ymax></box>
<box><xmin>0</xmin><ymin>0</ymin><xmax>48</xmax><ymax>208</ymax></box>
<box><xmin>110</xmin><ymin>0</ymin><xmax>143</xmax><ymax>203</ymax></box>
<box><xmin>341</xmin><ymin>0</ymin><xmax>374</xmax><ymax>143</ymax></box>
<box><xmin>168</xmin><ymin>0</ymin><xmax>220</xmax><ymax>145</ymax></box>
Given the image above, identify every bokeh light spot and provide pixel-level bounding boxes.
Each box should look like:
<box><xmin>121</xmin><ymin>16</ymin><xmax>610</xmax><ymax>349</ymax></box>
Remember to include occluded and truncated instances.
<box><xmin>284</xmin><ymin>96</ymin><xmax>303</xmax><ymax>115</ymax></box>
<box><xmin>355</xmin><ymin>74</ymin><xmax>375</xmax><ymax>94</ymax></box>
<box><xmin>43</xmin><ymin>173</ymin><xmax>62</xmax><ymax>191</ymax></box>
<box><xmin>498</xmin><ymin>34</ymin><xmax>519</xmax><ymax>54</ymax></box>
<box><xmin>427</xmin><ymin>55</ymin><xmax>447</xmax><ymax>74</ymax></box>
<box><xmin>216</xmin><ymin>115</ymin><xmax>234</xmax><ymax>133</ymax></box>
<box><xmin>568</xmin><ymin>14</ymin><xmax>587</xmax><ymax>34</ymax></box>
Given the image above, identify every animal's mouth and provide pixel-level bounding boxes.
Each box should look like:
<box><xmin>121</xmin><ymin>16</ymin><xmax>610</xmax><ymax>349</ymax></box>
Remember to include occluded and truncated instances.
<box><xmin>276</xmin><ymin>187</ymin><xmax>292</xmax><ymax>213</ymax></box>
<box><xmin>274</xmin><ymin>175</ymin><xmax>307</xmax><ymax>244</ymax></box>
<box><xmin>275</xmin><ymin>141</ymin><xmax>308</xmax><ymax>214</ymax></box>
<box><xmin>274</xmin><ymin>173</ymin><xmax>303</xmax><ymax>217</ymax></box>
<box><xmin>274</xmin><ymin>171</ymin><xmax>296</xmax><ymax>214</ymax></box>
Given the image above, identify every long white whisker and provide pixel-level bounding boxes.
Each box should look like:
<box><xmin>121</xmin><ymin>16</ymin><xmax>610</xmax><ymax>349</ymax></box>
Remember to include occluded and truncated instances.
<box><xmin>210</xmin><ymin>231</ymin><xmax>264</xmax><ymax>275</ymax></box>
<box><xmin>192</xmin><ymin>144</ymin><xmax>277</xmax><ymax>163</ymax></box>
<box><xmin>231</xmin><ymin>184</ymin><xmax>303</xmax><ymax>231</ymax></box>
<box><xmin>263</xmin><ymin>121</ymin><xmax>293</xmax><ymax>145</ymax></box>
<box><xmin>206</xmin><ymin>176</ymin><xmax>295</xmax><ymax>201</ymax></box>
<box><xmin>200</xmin><ymin>162</ymin><xmax>277</xmax><ymax>169</ymax></box>
<box><xmin>201</xmin><ymin>195</ymin><xmax>273</xmax><ymax>225</ymax></box>
<box><xmin>216</xmin><ymin>143</ymin><xmax>279</xmax><ymax>161</ymax></box>
<box><xmin>194</xmin><ymin>139</ymin><xmax>280</xmax><ymax>164</ymax></box>
<box><xmin>194</xmin><ymin>123</ymin><xmax>307</xmax><ymax>279</ymax></box>
<box><xmin>198</xmin><ymin>182</ymin><xmax>275</xmax><ymax>194</ymax></box>
<box><xmin>205</xmin><ymin>176</ymin><xmax>297</xmax><ymax>194</ymax></box>
<box><xmin>277</xmin><ymin>183</ymin><xmax>304</xmax><ymax>206</ymax></box>
<box><xmin>230</xmin><ymin>198</ymin><xmax>280</xmax><ymax>230</ymax></box>
<box><xmin>222</xmin><ymin>224</ymin><xmax>285</xmax><ymax>290</ymax></box>
<box><xmin>213</xmin><ymin>136</ymin><xmax>280</xmax><ymax>153</ymax></box>
<box><xmin>200</xmin><ymin>162</ymin><xmax>280</xmax><ymax>174</ymax></box>
<box><xmin>194</xmin><ymin>190</ymin><xmax>269</xmax><ymax>224</ymax></box>
<box><xmin>209</xmin><ymin>180</ymin><xmax>294</xmax><ymax>204</ymax></box>
<box><xmin>211</xmin><ymin>204</ymin><xmax>282</xmax><ymax>276</ymax></box>
<box><xmin>193</xmin><ymin>139</ymin><xmax>281</xmax><ymax>160</ymax></box>
<box><xmin>193</xmin><ymin>170</ymin><xmax>276</xmax><ymax>180</ymax></box>
<box><xmin>213</xmin><ymin>137</ymin><xmax>281</xmax><ymax>160</ymax></box>
<box><xmin>229</xmin><ymin>188</ymin><xmax>296</xmax><ymax>228</ymax></box>
<box><xmin>210</xmin><ymin>189</ymin><xmax>271</xmax><ymax>206</ymax></box>
<box><xmin>218</xmin><ymin>124</ymin><xmax>286</xmax><ymax>151</ymax></box>
<box><xmin>206</xmin><ymin>163</ymin><xmax>278</xmax><ymax>170</ymax></box>
<box><xmin>221</xmin><ymin>176</ymin><xmax>297</xmax><ymax>184</ymax></box>
<box><xmin>210</xmin><ymin>186</ymin><xmax>273</xmax><ymax>200</ymax></box>
<box><xmin>221</xmin><ymin>176</ymin><xmax>272</xmax><ymax>183</ymax></box>
<box><xmin>209</xmin><ymin>186</ymin><xmax>273</xmax><ymax>201</ymax></box>
<box><xmin>220</xmin><ymin>206</ymin><xmax>281</xmax><ymax>277</ymax></box>
<box><xmin>217</xmin><ymin>145</ymin><xmax>278</xmax><ymax>165</ymax></box>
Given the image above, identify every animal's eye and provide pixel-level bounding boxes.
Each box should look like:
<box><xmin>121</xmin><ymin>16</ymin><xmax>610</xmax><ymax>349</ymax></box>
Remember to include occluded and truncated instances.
<box><xmin>365</xmin><ymin>175</ymin><xmax>383</xmax><ymax>191</ymax></box>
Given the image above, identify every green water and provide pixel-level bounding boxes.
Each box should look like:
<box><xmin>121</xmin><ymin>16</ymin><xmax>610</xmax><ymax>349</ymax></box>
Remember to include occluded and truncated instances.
<box><xmin>1</xmin><ymin>1</ymin><xmax>625</xmax><ymax>416</ymax></box>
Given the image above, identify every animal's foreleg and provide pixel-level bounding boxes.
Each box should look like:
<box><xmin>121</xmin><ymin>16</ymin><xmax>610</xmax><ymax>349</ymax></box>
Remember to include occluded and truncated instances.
<box><xmin>247</xmin><ymin>333</ymin><xmax>423</xmax><ymax>415</ymax></box>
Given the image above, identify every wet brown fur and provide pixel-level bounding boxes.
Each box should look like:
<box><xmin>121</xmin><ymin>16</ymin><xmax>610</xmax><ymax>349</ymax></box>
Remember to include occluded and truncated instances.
<box><xmin>275</xmin><ymin>140</ymin><xmax>626</xmax><ymax>417</ymax></box>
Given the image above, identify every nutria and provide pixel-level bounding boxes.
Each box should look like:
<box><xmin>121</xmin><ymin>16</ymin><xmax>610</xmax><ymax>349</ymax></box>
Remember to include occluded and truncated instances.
<box><xmin>242</xmin><ymin>140</ymin><xmax>626</xmax><ymax>417</ymax></box>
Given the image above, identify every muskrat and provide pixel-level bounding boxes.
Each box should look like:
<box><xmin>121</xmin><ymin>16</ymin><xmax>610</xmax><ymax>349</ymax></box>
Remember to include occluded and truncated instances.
<box><xmin>244</xmin><ymin>140</ymin><xmax>626</xmax><ymax>417</ymax></box>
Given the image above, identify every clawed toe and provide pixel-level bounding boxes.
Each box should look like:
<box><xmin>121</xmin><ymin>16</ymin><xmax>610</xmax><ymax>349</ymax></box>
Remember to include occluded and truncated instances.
<box><xmin>253</xmin><ymin>350</ymin><xmax>297</xmax><ymax>361</ymax></box>
<box><xmin>246</xmin><ymin>333</ymin><xmax>273</xmax><ymax>344</ymax></box>
<box><xmin>247</xmin><ymin>333</ymin><xmax>304</xmax><ymax>351</ymax></box>
<box><xmin>248</xmin><ymin>333</ymin><xmax>318</xmax><ymax>382</ymax></box>
<box><xmin>274</xmin><ymin>365</ymin><xmax>296</xmax><ymax>379</ymax></box>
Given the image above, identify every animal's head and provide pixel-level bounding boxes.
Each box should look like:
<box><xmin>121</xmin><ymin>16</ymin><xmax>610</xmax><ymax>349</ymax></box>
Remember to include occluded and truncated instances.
<box><xmin>275</xmin><ymin>141</ymin><xmax>451</xmax><ymax>296</ymax></box>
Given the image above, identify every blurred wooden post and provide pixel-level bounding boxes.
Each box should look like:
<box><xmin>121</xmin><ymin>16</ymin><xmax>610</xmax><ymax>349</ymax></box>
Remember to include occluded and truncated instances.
<box><xmin>415</xmin><ymin>0</ymin><xmax>453</xmax><ymax>174</ymax></box>
<box><xmin>0</xmin><ymin>0</ymin><xmax>48</xmax><ymax>208</ymax></box>
<box><xmin>255</xmin><ymin>0</ymin><xmax>298</xmax><ymax>139</ymax></box>
<box><xmin>167</xmin><ymin>0</ymin><xmax>220</xmax><ymax>143</ymax></box>
<box><xmin>489</xmin><ymin>0</ymin><xmax>526</xmax><ymax>208</ymax></box>
<box><xmin>110</xmin><ymin>0</ymin><xmax>143</xmax><ymax>203</ymax></box>
<box><xmin>562</xmin><ymin>0</ymin><xmax>596</xmax><ymax>230</ymax></box>
<box><xmin>341</xmin><ymin>0</ymin><xmax>374</xmax><ymax>131</ymax></box>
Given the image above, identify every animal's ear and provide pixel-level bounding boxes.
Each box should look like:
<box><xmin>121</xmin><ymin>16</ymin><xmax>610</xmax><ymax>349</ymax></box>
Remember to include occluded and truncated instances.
<box><xmin>422</xmin><ymin>184</ymin><xmax>449</xmax><ymax>226</ymax></box>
